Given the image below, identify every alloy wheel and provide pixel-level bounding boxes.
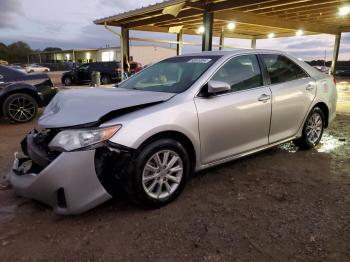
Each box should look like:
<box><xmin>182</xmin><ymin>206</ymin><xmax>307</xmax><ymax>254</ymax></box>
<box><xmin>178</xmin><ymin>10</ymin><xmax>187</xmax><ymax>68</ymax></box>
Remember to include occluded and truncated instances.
<box><xmin>305</xmin><ymin>112</ymin><xmax>323</xmax><ymax>144</ymax></box>
<box><xmin>8</xmin><ymin>97</ymin><xmax>36</xmax><ymax>122</ymax></box>
<box><xmin>142</xmin><ymin>150</ymin><xmax>183</xmax><ymax>200</ymax></box>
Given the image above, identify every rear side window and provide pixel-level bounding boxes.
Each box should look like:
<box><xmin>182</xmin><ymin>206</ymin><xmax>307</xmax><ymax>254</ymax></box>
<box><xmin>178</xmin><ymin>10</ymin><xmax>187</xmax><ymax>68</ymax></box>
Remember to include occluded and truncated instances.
<box><xmin>261</xmin><ymin>54</ymin><xmax>309</xmax><ymax>84</ymax></box>
<box><xmin>211</xmin><ymin>54</ymin><xmax>263</xmax><ymax>93</ymax></box>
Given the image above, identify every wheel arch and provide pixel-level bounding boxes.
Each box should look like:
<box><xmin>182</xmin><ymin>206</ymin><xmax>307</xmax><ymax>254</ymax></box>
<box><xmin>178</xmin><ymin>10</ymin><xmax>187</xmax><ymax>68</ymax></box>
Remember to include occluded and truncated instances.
<box><xmin>136</xmin><ymin>130</ymin><xmax>197</xmax><ymax>172</ymax></box>
<box><xmin>0</xmin><ymin>88</ymin><xmax>41</xmax><ymax>114</ymax></box>
<box><xmin>313</xmin><ymin>102</ymin><xmax>329</xmax><ymax>128</ymax></box>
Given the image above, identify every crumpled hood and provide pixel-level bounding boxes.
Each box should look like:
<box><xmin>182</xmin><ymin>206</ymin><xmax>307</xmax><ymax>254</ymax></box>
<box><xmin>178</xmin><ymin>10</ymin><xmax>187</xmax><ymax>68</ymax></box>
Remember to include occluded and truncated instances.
<box><xmin>39</xmin><ymin>88</ymin><xmax>175</xmax><ymax>128</ymax></box>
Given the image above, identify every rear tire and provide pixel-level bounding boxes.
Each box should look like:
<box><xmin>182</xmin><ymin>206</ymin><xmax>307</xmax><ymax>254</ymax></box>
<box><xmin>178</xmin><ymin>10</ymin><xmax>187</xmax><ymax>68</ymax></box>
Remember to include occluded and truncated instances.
<box><xmin>101</xmin><ymin>75</ymin><xmax>111</xmax><ymax>85</ymax></box>
<box><xmin>3</xmin><ymin>93</ymin><xmax>38</xmax><ymax>123</ymax></box>
<box><xmin>63</xmin><ymin>76</ymin><xmax>72</xmax><ymax>86</ymax></box>
<box><xmin>124</xmin><ymin>139</ymin><xmax>191</xmax><ymax>208</ymax></box>
<box><xmin>293</xmin><ymin>107</ymin><xmax>325</xmax><ymax>149</ymax></box>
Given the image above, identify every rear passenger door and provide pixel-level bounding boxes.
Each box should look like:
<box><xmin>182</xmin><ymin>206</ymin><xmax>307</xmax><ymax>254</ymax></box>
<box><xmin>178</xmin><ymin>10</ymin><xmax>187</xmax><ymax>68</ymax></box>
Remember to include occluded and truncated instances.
<box><xmin>260</xmin><ymin>54</ymin><xmax>316</xmax><ymax>143</ymax></box>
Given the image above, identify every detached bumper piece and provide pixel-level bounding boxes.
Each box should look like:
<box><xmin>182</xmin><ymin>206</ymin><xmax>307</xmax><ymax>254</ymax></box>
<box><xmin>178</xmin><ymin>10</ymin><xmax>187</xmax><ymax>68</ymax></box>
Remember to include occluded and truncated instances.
<box><xmin>10</xmin><ymin>130</ymin><xmax>112</xmax><ymax>215</ymax></box>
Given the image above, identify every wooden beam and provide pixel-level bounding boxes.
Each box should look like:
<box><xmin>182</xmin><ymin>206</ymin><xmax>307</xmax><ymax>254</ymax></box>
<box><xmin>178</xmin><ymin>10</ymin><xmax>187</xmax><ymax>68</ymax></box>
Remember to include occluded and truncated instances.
<box><xmin>255</xmin><ymin>1</ymin><xmax>341</xmax><ymax>15</ymax></box>
<box><xmin>123</xmin><ymin>8</ymin><xmax>201</xmax><ymax>28</ymax></box>
<box><xmin>214</xmin><ymin>9</ymin><xmax>341</xmax><ymax>34</ymax></box>
<box><xmin>242</xmin><ymin>0</ymin><xmax>313</xmax><ymax>12</ymax></box>
<box><xmin>278</xmin><ymin>7</ymin><xmax>340</xmax><ymax>18</ymax></box>
<box><xmin>339</xmin><ymin>26</ymin><xmax>350</xmax><ymax>32</ymax></box>
<box><xmin>207</xmin><ymin>0</ymin><xmax>279</xmax><ymax>12</ymax></box>
<box><xmin>154</xmin><ymin>16</ymin><xmax>202</xmax><ymax>27</ymax></box>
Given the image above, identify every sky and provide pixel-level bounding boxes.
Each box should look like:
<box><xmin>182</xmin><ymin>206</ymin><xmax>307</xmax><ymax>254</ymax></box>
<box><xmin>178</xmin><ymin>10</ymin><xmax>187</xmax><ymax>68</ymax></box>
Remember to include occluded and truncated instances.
<box><xmin>0</xmin><ymin>0</ymin><xmax>349</xmax><ymax>61</ymax></box>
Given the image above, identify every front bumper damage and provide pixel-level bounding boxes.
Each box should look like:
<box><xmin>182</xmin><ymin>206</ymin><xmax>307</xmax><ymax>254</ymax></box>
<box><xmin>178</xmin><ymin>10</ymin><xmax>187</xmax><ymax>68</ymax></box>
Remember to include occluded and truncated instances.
<box><xmin>9</xmin><ymin>130</ymin><xmax>126</xmax><ymax>215</ymax></box>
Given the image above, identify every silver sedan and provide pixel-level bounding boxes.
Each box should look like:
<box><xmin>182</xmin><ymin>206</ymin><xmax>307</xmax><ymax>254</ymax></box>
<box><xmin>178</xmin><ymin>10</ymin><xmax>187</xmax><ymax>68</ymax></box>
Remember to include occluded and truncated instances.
<box><xmin>9</xmin><ymin>50</ymin><xmax>337</xmax><ymax>214</ymax></box>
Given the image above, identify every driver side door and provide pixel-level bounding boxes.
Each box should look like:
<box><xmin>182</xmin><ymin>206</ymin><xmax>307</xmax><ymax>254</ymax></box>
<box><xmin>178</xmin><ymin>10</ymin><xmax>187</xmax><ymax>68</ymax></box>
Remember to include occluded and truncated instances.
<box><xmin>77</xmin><ymin>64</ymin><xmax>91</xmax><ymax>82</ymax></box>
<box><xmin>194</xmin><ymin>54</ymin><xmax>272</xmax><ymax>164</ymax></box>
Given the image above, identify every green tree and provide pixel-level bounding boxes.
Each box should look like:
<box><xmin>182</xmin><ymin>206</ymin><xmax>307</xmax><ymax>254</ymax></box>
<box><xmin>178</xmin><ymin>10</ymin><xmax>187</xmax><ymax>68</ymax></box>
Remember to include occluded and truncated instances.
<box><xmin>7</xmin><ymin>41</ymin><xmax>32</xmax><ymax>63</ymax></box>
<box><xmin>0</xmin><ymin>42</ymin><xmax>9</xmax><ymax>62</ymax></box>
<box><xmin>43</xmin><ymin>47</ymin><xmax>62</xmax><ymax>52</ymax></box>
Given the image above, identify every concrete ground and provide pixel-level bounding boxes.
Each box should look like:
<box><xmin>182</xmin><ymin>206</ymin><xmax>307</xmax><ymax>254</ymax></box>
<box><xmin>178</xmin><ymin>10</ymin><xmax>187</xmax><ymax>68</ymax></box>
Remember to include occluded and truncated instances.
<box><xmin>0</xmin><ymin>110</ymin><xmax>349</xmax><ymax>261</ymax></box>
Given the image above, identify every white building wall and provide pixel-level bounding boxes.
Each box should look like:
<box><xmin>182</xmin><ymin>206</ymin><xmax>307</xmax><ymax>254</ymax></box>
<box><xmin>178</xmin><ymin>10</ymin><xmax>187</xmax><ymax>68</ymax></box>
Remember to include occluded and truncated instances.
<box><xmin>130</xmin><ymin>46</ymin><xmax>176</xmax><ymax>65</ymax></box>
<box><xmin>49</xmin><ymin>46</ymin><xmax>176</xmax><ymax>64</ymax></box>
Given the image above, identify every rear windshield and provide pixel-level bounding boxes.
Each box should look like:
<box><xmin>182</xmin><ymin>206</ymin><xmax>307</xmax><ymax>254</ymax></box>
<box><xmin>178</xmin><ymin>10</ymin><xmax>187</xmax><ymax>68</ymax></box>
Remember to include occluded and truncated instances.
<box><xmin>119</xmin><ymin>56</ymin><xmax>221</xmax><ymax>93</ymax></box>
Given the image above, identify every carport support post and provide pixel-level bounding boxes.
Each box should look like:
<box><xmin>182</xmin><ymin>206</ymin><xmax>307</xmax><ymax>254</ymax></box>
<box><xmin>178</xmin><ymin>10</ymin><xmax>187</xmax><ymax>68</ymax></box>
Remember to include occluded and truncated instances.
<box><xmin>330</xmin><ymin>33</ymin><xmax>341</xmax><ymax>75</ymax></box>
<box><xmin>251</xmin><ymin>38</ymin><xmax>257</xmax><ymax>49</ymax></box>
<box><xmin>104</xmin><ymin>23</ymin><xmax>125</xmax><ymax>80</ymax></box>
<box><xmin>72</xmin><ymin>50</ymin><xmax>76</xmax><ymax>62</ymax></box>
<box><xmin>202</xmin><ymin>10</ymin><xmax>213</xmax><ymax>51</ymax></box>
<box><xmin>122</xmin><ymin>27</ymin><xmax>130</xmax><ymax>62</ymax></box>
<box><xmin>177</xmin><ymin>31</ymin><xmax>183</xmax><ymax>55</ymax></box>
<box><xmin>219</xmin><ymin>30</ymin><xmax>224</xmax><ymax>50</ymax></box>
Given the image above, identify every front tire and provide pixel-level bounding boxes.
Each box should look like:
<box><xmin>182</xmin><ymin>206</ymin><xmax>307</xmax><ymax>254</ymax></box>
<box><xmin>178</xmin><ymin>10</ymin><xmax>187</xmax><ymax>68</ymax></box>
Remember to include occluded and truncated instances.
<box><xmin>125</xmin><ymin>139</ymin><xmax>191</xmax><ymax>208</ymax></box>
<box><xmin>293</xmin><ymin>107</ymin><xmax>325</xmax><ymax>149</ymax></box>
<box><xmin>3</xmin><ymin>93</ymin><xmax>38</xmax><ymax>123</ymax></box>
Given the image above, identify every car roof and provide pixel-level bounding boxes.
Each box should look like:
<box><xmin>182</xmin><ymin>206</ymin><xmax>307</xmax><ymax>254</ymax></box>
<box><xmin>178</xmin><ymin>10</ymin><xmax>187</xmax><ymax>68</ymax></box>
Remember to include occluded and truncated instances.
<box><xmin>179</xmin><ymin>49</ymin><xmax>289</xmax><ymax>58</ymax></box>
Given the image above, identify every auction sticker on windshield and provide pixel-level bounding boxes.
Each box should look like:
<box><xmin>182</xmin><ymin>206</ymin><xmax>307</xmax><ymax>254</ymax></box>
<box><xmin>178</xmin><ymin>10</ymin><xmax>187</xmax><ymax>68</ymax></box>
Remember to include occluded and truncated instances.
<box><xmin>187</xmin><ymin>58</ymin><xmax>212</xmax><ymax>63</ymax></box>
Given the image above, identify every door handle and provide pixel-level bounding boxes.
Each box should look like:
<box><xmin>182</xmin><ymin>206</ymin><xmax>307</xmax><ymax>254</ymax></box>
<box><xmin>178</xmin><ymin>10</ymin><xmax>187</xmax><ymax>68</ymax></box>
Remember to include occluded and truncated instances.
<box><xmin>306</xmin><ymin>83</ymin><xmax>315</xmax><ymax>90</ymax></box>
<box><xmin>258</xmin><ymin>94</ymin><xmax>271</xmax><ymax>102</ymax></box>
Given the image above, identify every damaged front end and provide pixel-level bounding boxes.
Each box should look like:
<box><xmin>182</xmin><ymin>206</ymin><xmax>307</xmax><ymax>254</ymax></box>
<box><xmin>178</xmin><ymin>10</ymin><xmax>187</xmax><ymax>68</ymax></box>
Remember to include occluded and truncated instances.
<box><xmin>10</xmin><ymin>127</ymin><xmax>134</xmax><ymax>215</ymax></box>
<box><xmin>9</xmin><ymin>88</ymin><xmax>175</xmax><ymax>214</ymax></box>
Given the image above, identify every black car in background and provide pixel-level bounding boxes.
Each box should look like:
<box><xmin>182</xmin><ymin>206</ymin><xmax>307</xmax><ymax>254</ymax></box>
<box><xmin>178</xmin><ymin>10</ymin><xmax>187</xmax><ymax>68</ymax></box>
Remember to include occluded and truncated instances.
<box><xmin>61</xmin><ymin>61</ymin><xmax>122</xmax><ymax>86</ymax></box>
<box><xmin>0</xmin><ymin>65</ymin><xmax>57</xmax><ymax>123</ymax></box>
<box><xmin>336</xmin><ymin>70</ymin><xmax>350</xmax><ymax>77</ymax></box>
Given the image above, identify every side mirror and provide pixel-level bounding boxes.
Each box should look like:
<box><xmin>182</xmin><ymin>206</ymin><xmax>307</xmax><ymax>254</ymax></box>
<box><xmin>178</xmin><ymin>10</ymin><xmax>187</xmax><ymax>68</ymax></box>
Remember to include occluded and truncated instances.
<box><xmin>207</xmin><ymin>80</ymin><xmax>230</xmax><ymax>94</ymax></box>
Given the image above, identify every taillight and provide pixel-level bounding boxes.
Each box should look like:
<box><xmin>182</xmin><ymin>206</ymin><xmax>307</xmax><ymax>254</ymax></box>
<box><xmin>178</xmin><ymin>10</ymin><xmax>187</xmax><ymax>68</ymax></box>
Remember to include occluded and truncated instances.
<box><xmin>333</xmin><ymin>77</ymin><xmax>337</xmax><ymax>86</ymax></box>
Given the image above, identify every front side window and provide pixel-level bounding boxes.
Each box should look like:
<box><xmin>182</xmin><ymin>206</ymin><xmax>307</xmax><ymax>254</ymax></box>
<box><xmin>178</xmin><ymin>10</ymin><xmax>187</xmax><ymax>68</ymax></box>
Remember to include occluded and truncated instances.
<box><xmin>211</xmin><ymin>54</ymin><xmax>263</xmax><ymax>93</ymax></box>
<box><xmin>261</xmin><ymin>54</ymin><xmax>309</xmax><ymax>84</ymax></box>
<box><xmin>119</xmin><ymin>56</ymin><xmax>221</xmax><ymax>93</ymax></box>
<box><xmin>79</xmin><ymin>64</ymin><xmax>90</xmax><ymax>71</ymax></box>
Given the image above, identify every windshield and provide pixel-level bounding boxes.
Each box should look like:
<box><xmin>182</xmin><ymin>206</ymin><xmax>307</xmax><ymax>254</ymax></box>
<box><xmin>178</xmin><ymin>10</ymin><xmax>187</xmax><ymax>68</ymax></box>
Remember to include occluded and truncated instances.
<box><xmin>119</xmin><ymin>56</ymin><xmax>221</xmax><ymax>93</ymax></box>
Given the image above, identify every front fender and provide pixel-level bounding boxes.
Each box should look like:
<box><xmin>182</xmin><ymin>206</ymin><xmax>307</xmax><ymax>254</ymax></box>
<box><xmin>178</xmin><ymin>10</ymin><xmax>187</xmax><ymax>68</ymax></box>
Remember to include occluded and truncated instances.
<box><xmin>105</xmin><ymin>99</ymin><xmax>201</xmax><ymax>169</ymax></box>
<box><xmin>0</xmin><ymin>83</ymin><xmax>41</xmax><ymax>109</ymax></box>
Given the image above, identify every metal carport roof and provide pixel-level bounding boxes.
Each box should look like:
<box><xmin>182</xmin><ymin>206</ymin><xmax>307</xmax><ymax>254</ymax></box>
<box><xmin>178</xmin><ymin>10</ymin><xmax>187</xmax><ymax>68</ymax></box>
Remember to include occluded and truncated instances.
<box><xmin>94</xmin><ymin>0</ymin><xmax>350</xmax><ymax>75</ymax></box>
<box><xmin>94</xmin><ymin>0</ymin><xmax>350</xmax><ymax>38</ymax></box>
